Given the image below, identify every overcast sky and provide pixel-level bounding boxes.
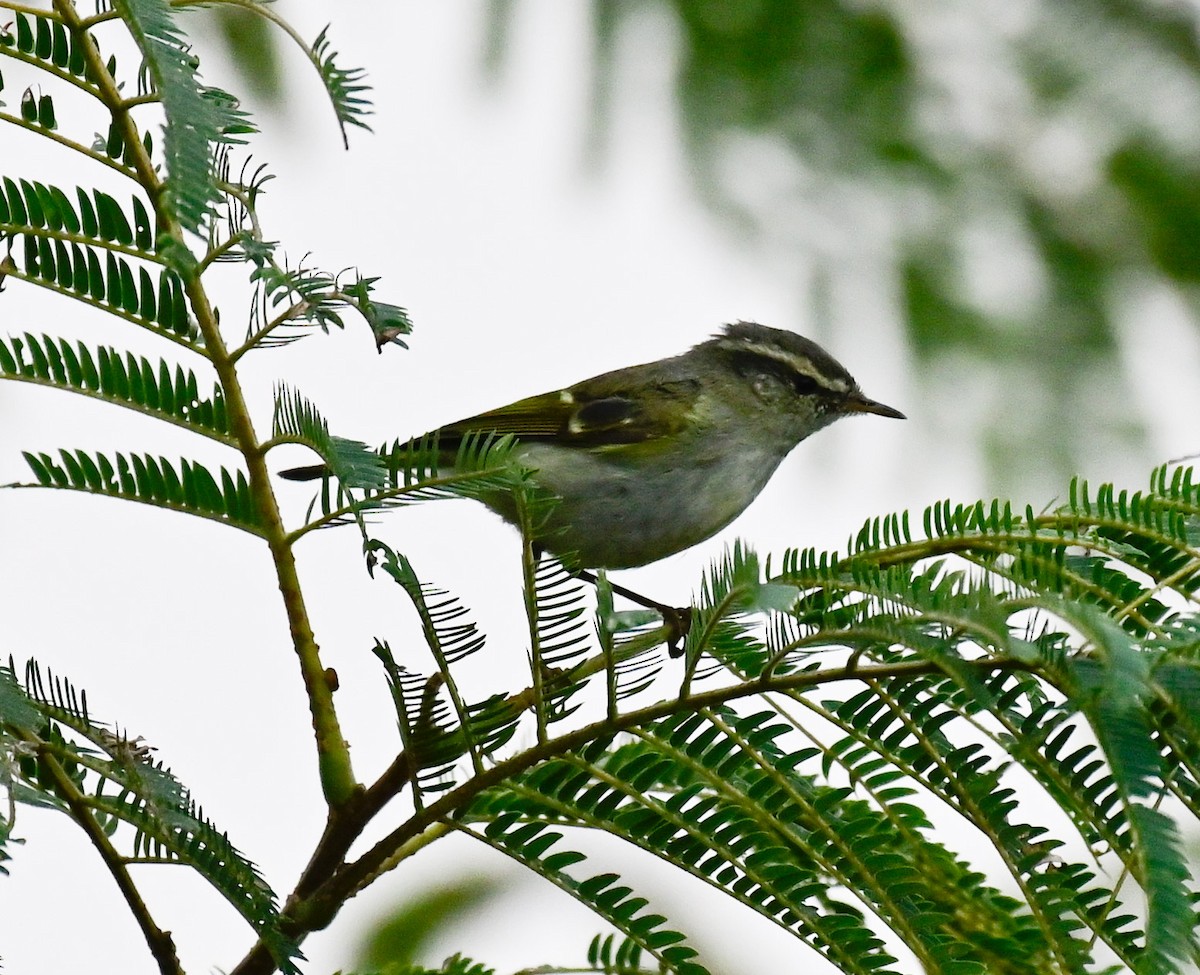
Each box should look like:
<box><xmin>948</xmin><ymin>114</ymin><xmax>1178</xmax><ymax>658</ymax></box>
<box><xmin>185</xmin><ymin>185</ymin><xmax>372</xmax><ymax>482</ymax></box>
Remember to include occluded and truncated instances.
<box><xmin>3</xmin><ymin>3</ymin><xmax>1196</xmax><ymax>974</ymax></box>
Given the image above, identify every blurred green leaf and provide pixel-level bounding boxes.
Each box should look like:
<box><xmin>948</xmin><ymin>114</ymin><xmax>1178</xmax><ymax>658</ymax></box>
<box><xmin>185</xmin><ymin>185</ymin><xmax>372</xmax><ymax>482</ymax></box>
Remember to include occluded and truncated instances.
<box><xmin>672</xmin><ymin>0</ymin><xmax>918</xmax><ymax>168</ymax></box>
<box><xmin>213</xmin><ymin>7</ymin><xmax>282</xmax><ymax>102</ymax></box>
<box><xmin>1109</xmin><ymin>138</ymin><xmax>1200</xmax><ymax>283</ymax></box>
<box><xmin>355</xmin><ymin>876</ymin><xmax>501</xmax><ymax>971</ymax></box>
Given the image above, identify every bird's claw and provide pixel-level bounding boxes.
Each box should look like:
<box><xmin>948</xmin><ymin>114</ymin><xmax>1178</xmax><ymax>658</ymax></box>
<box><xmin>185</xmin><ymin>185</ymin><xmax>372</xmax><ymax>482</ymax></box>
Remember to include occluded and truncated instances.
<box><xmin>664</xmin><ymin>605</ymin><xmax>693</xmax><ymax>658</ymax></box>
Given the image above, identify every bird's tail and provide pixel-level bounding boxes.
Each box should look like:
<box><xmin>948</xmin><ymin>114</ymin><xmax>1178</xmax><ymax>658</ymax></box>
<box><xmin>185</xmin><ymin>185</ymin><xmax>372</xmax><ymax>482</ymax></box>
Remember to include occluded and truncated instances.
<box><xmin>278</xmin><ymin>463</ymin><xmax>330</xmax><ymax>481</ymax></box>
<box><xmin>279</xmin><ymin>434</ymin><xmax>440</xmax><ymax>482</ymax></box>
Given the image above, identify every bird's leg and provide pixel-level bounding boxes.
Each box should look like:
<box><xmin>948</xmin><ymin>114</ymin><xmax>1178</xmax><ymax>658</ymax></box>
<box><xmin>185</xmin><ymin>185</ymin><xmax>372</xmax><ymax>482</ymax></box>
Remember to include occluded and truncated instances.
<box><xmin>575</xmin><ymin>568</ymin><xmax>693</xmax><ymax>658</ymax></box>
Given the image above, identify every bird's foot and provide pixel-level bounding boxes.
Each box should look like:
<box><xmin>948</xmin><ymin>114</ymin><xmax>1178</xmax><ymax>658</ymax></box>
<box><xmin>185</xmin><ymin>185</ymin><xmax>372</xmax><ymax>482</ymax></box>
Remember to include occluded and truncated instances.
<box><xmin>576</xmin><ymin>568</ymin><xmax>694</xmax><ymax>657</ymax></box>
<box><xmin>661</xmin><ymin>605</ymin><xmax>693</xmax><ymax>658</ymax></box>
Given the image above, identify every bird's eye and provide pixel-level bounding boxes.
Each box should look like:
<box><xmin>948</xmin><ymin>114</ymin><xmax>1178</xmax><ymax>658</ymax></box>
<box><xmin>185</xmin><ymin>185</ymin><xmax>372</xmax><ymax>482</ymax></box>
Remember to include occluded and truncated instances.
<box><xmin>790</xmin><ymin>373</ymin><xmax>820</xmax><ymax>396</ymax></box>
<box><xmin>750</xmin><ymin>369</ymin><xmax>823</xmax><ymax>404</ymax></box>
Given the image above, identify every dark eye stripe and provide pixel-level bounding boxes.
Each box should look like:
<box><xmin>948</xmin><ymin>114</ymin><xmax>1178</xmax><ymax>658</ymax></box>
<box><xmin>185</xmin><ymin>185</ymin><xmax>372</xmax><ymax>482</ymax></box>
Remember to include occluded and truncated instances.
<box><xmin>790</xmin><ymin>373</ymin><xmax>820</xmax><ymax>395</ymax></box>
<box><xmin>726</xmin><ymin>349</ymin><xmax>832</xmax><ymax>397</ymax></box>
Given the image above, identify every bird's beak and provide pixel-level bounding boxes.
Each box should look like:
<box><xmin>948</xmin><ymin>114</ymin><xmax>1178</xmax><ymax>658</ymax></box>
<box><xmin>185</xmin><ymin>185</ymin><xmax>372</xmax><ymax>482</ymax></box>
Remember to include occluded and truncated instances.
<box><xmin>844</xmin><ymin>394</ymin><xmax>906</xmax><ymax>420</ymax></box>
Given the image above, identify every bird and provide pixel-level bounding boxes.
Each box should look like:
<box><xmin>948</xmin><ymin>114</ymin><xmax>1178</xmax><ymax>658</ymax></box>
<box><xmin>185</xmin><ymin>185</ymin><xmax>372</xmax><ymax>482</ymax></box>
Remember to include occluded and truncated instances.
<box><xmin>280</xmin><ymin>321</ymin><xmax>903</xmax><ymax>573</ymax></box>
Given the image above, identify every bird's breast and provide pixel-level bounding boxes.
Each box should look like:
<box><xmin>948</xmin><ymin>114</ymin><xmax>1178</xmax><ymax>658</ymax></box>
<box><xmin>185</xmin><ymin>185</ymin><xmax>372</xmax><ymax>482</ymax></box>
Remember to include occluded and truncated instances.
<box><xmin>514</xmin><ymin>441</ymin><xmax>788</xmax><ymax>568</ymax></box>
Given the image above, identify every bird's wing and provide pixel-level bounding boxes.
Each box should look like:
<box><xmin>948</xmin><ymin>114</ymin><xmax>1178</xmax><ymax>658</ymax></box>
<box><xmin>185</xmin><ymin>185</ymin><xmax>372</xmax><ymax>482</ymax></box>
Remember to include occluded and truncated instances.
<box><xmin>432</xmin><ymin>372</ymin><xmax>701</xmax><ymax>451</ymax></box>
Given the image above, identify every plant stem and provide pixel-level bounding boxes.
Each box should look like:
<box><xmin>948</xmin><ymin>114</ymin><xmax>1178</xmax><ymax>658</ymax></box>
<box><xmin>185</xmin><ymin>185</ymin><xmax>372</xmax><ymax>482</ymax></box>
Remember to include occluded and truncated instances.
<box><xmin>34</xmin><ymin>739</ymin><xmax>184</xmax><ymax>975</ymax></box>
<box><xmin>228</xmin><ymin>653</ymin><xmax>1037</xmax><ymax>973</ymax></box>
<box><xmin>54</xmin><ymin>0</ymin><xmax>358</xmax><ymax>806</ymax></box>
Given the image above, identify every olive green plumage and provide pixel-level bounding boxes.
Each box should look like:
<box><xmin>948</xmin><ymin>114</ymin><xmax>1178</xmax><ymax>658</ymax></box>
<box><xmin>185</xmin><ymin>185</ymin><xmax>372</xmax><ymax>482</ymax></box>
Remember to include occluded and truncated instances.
<box><xmin>281</xmin><ymin>321</ymin><xmax>903</xmax><ymax>568</ymax></box>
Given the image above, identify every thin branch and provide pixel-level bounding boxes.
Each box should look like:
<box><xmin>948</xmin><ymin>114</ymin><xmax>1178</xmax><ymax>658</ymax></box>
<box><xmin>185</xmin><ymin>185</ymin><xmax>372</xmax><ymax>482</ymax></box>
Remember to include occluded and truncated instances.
<box><xmin>520</xmin><ymin>506</ymin><xmax>548</xmax><ymax>744</ymax></box>
<box><xmin>213</xmin><ymin>180</ymin><xmax>330</xmax><ymax>361</ymax></box>
<box><xmin>76</xmin><ymin>6</ymin><xmax>121</xmax><ymax>28</ymax></box>
<box><xmin>120</xmin><ymin>92</ymin><xmax>164</xmax><ymax>109</ymax></box>
<box><xmin>196</xmin><ymin>233</ymin><xmax>247</xmax><ymax>275</ymax></box>
<box><xmin>229</xmin><ymin>653</ymin><xmax>1038</xmax><ymax>974</ymax></box>
<box><xmin>336</xmin><ymin>657</ymin><xmax>1037</xmax><ymax>902</ymax></box>
<box><xmin>231</xmin><ymin>299</ymin><xmax>310</xmax><ymax>361</ymax></box>
<box><xmin>52</xmin><ymin>0</ymin><xmax>359</xmax><ymax>808</ymax></box>
<box><xmin>32</xmin><ymin>738</ymin><xmax>183</xmax><ymax>975</ymax></box>
<box><xmin>171</xmin><ymin>0</ymin><xmax>312</xmax><ymax>58</ymax></box>
<box><xmin>1114</xmin><ymin>554</ymin><xmax>1200</xmax><ymax>625</ymax></box>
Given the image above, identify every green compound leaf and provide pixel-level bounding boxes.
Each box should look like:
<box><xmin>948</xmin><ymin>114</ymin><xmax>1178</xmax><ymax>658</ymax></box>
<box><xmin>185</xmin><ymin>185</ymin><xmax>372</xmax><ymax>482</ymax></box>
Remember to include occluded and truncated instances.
<box><xmin>7</xmin><ymin>659</ymin><xmax>302</xmax><ymax>973</ymax></box>
<box><xmin>14</xmin><ymin>449</ymin><xmax>261</xmax><ymax>533</ymax></box>
<box><xmin>0</xmin><ymin>334</ymin><xmax>230</xmax><ymax>441</ymax></box>
<box><xmin>470</xmin><ymin>815</ymin><xmax>708</xmax><ymax>975</ymax></box>
<box><xmin>272</xmin><ymin>384</ymin><xmax>385</xmax><ymax>489</ymax></box>
<box><xmin>0</xmin><ymin>180</ymin><xmax>154</xmax><ymax>253</ymax></box>
<box><xmin>310</xmin><ymin>25</ymin><xmax>373</xmax><ymax>148</ymax></box>
<box><xmin>113</xmin><ymin>0</ymin><xmax>255</xmax><ymax>245</ymax></box>
<box><xmin>0</xmin><ymin>217</ymin><xmax>198</xmax><ymax>345</ymax></box>
<box><xmin>0</xmin><ymin>11</ymin><xmax>89</xmax><ymax>84</ymax></box>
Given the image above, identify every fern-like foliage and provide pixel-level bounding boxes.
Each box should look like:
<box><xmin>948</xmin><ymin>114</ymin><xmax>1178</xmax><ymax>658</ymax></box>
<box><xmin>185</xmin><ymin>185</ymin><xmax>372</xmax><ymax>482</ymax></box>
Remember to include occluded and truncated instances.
<box><xmin>232</xmin><ymin>242</ymin><xmax>412</xmax><ymax>352</ymax></box>
<box><xmin>0</xmin><ymin>9</ymin><xmax>92</xmax><ymax>174</ymax></box>
<box><xmin>0</xmin><ymin>177</ymin><xmax>155</xmax><ymax>250</ymax></box>
<box><xmin>246</xmin><ymin>259</ymin><xmax>355</xmax><ymax>345</ymax></box>
<box><xmin>13</xmin><ymin>448</ymin><xmax>262</xmax><ymax>533</ymax></box>
<box><xmin>0</xmin><ymin>175</ymin><xmax>199</xmax><ymax>344</ymax></box>
<box><xmin>0</xmin><ymin>333</ymin><xmax>231</xmax><ymax>440</ymax></box>
<box><xmin>0</xmin><ymin>10</ymin><xmax>87</xmax><ymax>85</ymax></box>
<box><xmin>8</xmin><ymin>2</ymin><xmax>1200</xmax><ymax>974</ymax></box>
<box><xmin>272</xmin><ymin>384</ymin><xmax>385</xmax><ymax>488</ymax></box>
<box><xmin>0</xmin><ymin>3</ymin><xmax>404</xmax><ymax>972</ymax></box>
<box><xmin>344</xmin><ymin>941</ymin><xmax>665</xmax><ymax>975</ymax></box>
<box><xmin>272</xmin><ymin>393</ymin><xmax>545</xmax><ymax>549</ymax></box>
<box><xmin>370</xmin><ymin>545</ymin><xmax>521</xmax><ymax>804</ymax></box>
<box><xmin>0</xmin><ymin>660</ymin><xmax>302</xmax><ymax>972</ymax></box>
<box><xmin>310</xmin><ymin>462</ymin><xmax>1200</xmax><ymax>974</ymax></box>
<box><xmin>359</xmin><ymin>956</ymin><xmax>496</xmax><ymax>975</ymax></box>
<box><xmin>310</xmin><ymin>25</ymin><xmax>373</xmax><ymax>149</ymax></box>
<box><xmin>467</xmin><ymin>811</ymin><xmax>707</xmax><ymax>975</ymax></box>
<box><xmin>283</xmin><ymin>432</ymin><xmax>535</xmax><ymax>544</ymax></box>
<box><xmin>584</xmin><ymin>933</ymin><xmax>665</xmax><ymax>975</ymax></box>
<box><xmin>363</xmin><ymin>542</ymin><xmax>608</xmax><ymax>811</ymax></box>
<box><xmin>114</xmin><ymin>0</ymin><xmax>254</xmax><ymax>243</ymax></box>
<box><xmin>681</xmin><ymin>540</ymin><xmax>798</xmax><ymax>688</ymax></box>
<box><xmin>169</xmin><ymin>7</ymin><xmax>374</xmax><ymax>153</ymax></box>
<box><xmin>420</xmin><ymin>465</ymin><xmax>1200</xmax><ymax>975</ymax></box>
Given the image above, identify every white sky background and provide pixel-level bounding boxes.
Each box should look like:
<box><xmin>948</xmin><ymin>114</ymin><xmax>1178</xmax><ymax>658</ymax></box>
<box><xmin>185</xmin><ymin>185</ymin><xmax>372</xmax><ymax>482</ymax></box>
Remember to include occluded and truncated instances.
<box><xmin>2</xmin><ymin>2</ymin><xmax>1199</xmax><ymax>974</ymax></box>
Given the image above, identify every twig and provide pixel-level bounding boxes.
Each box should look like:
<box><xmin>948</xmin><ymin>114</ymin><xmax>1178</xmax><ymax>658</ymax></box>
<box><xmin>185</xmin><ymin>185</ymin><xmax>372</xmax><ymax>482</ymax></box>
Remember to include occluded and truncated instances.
<box><xmin>34</xmin><ymin>739</ymin><xmax>183</xmax><ymax>975</ymax></box>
